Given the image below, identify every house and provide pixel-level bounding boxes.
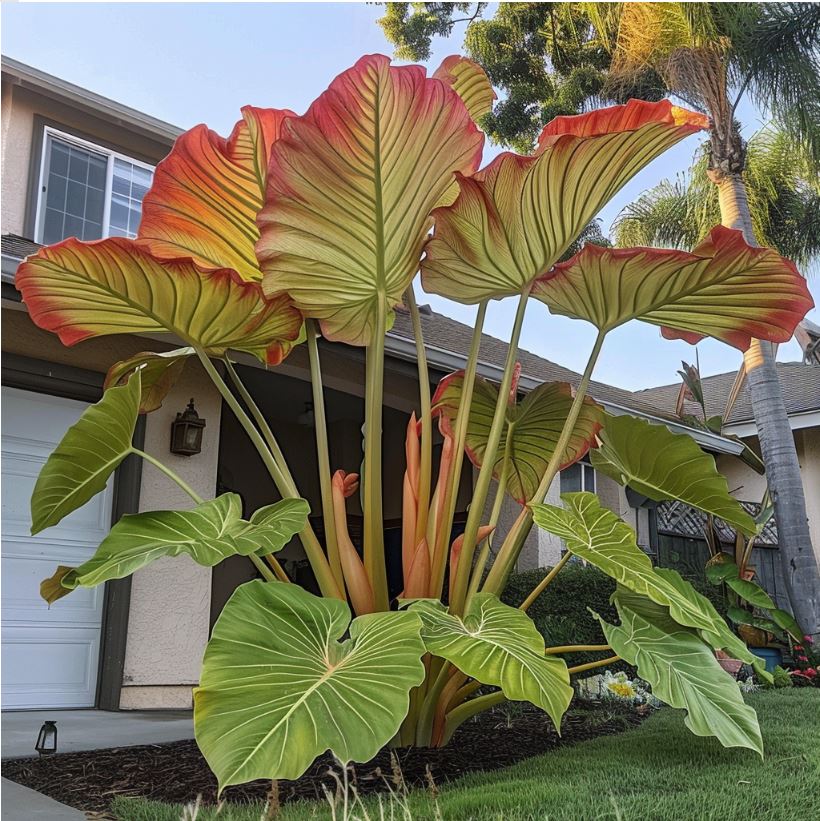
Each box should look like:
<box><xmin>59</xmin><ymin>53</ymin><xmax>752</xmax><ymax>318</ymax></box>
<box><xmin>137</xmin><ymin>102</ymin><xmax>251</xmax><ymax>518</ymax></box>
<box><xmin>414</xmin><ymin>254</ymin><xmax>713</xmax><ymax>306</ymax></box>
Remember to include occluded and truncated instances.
<box><xmin>2</xmin><ymin>57</ymin><xmax>817</xmax><ymax>712</ymax></box>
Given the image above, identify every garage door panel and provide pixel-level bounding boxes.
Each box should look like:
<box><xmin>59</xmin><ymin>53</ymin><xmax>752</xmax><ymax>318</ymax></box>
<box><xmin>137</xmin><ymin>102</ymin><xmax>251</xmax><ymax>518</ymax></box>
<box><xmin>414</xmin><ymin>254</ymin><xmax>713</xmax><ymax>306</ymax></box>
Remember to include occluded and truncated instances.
<box><xmin>1</xmin><ymin>628</ymin><xmax>101</xmax><ymax>709</ymax></box>
<box><xmin>2</xmin><ymin>387</ymin><xmax>112</xmax><ymax>709</ymax></box>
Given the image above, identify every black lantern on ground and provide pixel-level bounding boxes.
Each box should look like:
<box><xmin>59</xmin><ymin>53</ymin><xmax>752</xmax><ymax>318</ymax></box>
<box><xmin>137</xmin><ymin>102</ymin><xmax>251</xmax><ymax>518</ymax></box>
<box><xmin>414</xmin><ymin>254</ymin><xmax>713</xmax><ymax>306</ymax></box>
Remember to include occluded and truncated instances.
<box><xmin>35</xmin><ymin>720</ymin><xmax>57</xmax><ymax>755</ymax></box>
<box><xmin>170</xmin><ymin>398</ymin><xmax>206</xmax><ymax>456</ymax></box>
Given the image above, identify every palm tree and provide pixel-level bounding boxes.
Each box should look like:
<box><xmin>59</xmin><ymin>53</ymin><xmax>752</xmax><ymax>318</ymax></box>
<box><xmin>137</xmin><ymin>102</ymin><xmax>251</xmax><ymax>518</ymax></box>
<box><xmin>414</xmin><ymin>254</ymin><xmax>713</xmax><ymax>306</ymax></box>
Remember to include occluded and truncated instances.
<box><xmin>591</xmin><ymin>2</ymin><xmax>820</xmax><ymax>636</ymax></box>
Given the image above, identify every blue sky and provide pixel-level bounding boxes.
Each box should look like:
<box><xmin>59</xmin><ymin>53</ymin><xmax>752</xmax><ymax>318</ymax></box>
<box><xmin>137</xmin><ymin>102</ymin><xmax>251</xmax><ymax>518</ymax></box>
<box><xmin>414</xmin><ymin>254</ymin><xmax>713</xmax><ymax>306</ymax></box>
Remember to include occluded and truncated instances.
<box><xmin>3</xmin><ymin>2</ymin><xmax>817</xmax><ymax>390</ymax></box>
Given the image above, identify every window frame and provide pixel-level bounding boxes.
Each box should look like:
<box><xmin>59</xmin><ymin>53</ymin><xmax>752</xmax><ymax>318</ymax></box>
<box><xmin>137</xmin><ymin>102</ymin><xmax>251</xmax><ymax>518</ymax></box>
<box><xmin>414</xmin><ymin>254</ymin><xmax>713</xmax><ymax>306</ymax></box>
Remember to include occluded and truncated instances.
<box><xmin>33</xmin><ymin>126</ymin><xmax>155</xmax><ymax>245</ymax></box>
<box><xmin>559</xmin><ymin>455</ymin><xmax>596</xmax><ymax>495</ymax></box>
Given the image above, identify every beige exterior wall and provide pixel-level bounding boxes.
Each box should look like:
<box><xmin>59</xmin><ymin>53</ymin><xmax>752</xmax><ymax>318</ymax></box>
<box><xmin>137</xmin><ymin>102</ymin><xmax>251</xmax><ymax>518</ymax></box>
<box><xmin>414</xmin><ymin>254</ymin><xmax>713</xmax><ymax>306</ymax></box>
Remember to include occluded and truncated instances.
<box><xmin>1</xmin><ymin>84</ymin><xmax>35</xmax><ymax>235</ymax></box>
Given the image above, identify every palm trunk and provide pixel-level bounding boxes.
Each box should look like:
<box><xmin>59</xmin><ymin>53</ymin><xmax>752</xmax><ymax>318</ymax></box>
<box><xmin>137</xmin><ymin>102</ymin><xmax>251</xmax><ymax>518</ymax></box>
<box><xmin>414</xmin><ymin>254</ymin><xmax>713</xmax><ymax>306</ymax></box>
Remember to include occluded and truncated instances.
<box><xmin>711</xmin><ymin>169</ymin><xmax>820</xmax><ymax>638</ymax></box>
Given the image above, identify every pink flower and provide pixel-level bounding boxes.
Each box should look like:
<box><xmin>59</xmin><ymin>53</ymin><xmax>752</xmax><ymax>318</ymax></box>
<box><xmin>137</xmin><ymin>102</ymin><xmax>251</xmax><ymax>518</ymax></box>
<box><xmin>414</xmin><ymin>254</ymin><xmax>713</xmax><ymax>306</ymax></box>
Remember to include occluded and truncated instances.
<box><xmin>804</xmin><ymin>635</ymin><xmax>814</xmax><ymax>644</ymax></box>
<box><xmin>798</xmin><ymin>655</ymin><xmax>809</xmax><ymax>662</ymax></box>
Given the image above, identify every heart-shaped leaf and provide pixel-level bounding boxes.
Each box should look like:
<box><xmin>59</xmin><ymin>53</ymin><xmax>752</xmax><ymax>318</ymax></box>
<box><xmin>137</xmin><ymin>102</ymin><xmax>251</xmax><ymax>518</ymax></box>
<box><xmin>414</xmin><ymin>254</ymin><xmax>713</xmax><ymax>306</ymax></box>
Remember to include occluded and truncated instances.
<box><xmin>598</xmin><ymin>588</ymin><xmax>763</xmax><ymax>755</ymax></box>
<box><xmin>41</xmin><ymin>496</ymin><xmax>309</xmax><ymax>604</ymax></box>
<box><xmin>257</xmin><ymin>54</ymin><xmax>483</xmax><ymax>344</ymax></box>
<box><xmin>531</xmin><ymin>493</ymin><xmax>766</xmax><ymax>677</ymax></box>
<box><xmin>31</xmin><ymin>373</ymin><xmax>141</xmax><ymax>534</ymax></box>
<box><xmin>138</xmin><ymin>107</ymin><xmax>295</xmax><ymax>281</ymax></box>
<box><xmin>432</xmin><ymin>372</ymin><xmax>603</xmax><ymax>503</ymax></box>
<box><xmin>17</xmin><ymin>238</ymin><xmax>303</xmax><ymax>365</ymax></box>
<box><xmin>421</xmin><ymin>99</ymin><xmax>707</xmax><ymax>303</ymax></box>
<box><xmin>412</xmin><ymin>594</ymin><xmax>572</xmax><ymax>728</ymax></box>
<box><xmin>532</xmin><ymin>226</ymin><xmax>813</xmax><ymax>351</ymax></box>
<box><xmin>104</xmin><ymin>348</ymin><xmax>194</xmax><ymax>413</ymax></box>
<box><xmin>195</xmin><ymin>580</ymin><xmax>426</xmax><ymax>789</ymax></box>
<box><xmin>590</xmin><ymin>414</ymin><xmax>756</xmax><ymax>535</ymax></box>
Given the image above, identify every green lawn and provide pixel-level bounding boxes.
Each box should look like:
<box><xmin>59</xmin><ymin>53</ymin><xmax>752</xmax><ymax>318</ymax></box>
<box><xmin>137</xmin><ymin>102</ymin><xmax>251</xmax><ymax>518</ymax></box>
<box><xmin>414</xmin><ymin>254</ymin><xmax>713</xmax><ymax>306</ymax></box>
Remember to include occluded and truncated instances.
<box><xmin>113</xmin><ymin>689</ymin><xmax>819</xmax><ymax>821</ymax></box>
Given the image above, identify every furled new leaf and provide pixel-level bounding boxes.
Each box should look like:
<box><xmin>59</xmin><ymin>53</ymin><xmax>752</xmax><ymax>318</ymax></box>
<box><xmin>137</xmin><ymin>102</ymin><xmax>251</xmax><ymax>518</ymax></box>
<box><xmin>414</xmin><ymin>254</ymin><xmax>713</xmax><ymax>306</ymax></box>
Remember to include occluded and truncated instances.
<box><xmin>41</xmin><ymin>496</ymin><xmax>308</xmax><ymax>604</ymax></box>
<box><xmin>257</xmin><ymin>54</ymin><xmax>483</xmax><ymax>344</ymax></box>
<box><xmin>532</xmin><ymin>226</ymin><xmax>813</xmax><ymax>351</ymax></box>
<box><xmin>138</xmin><ymin>106</ymin><xmax>295</xmax><ymax>281</ymax></box>
<box><xmin>17</xmin><ymin>238</ymin><xmax>302</xmax><ymax>365</ymax></box>
<box><xmin>195</xmin><ymin>581</ymin><xmax>426</xmax><ymax>788</ymax></box>
<box><xmin>598</xmin><ymin>589</ymin><xmax>763</xmax><ymax>754</ymax></box>
<box><xmin>432</xmin><ymin>372</ymin><xmax>603</xmax><ymax>502</ymax></box>
<box><xmin>422</xmin><ymin>99</ymin><xmax>707</xmax><ymax>303</ymax></box>
<box><xmin>590</xmin><ymin>414</ymin><xmax>756</xmax><ymax>535</ymax></box>
<box><xmin>104</xmin><ymin>348</ymin><xmax>194</xmax><ymax>413</ymax></box>
<box><xmin>31</xmin><ymin>373</ymin><xmax>141</xmax><ymax>534</ymax></box>
<box><xmin>412</xmin><ymin>595</ymin><xmax>572</xmax><ymax>728</ymax></box>
<box><xmin>531</xmin><ymin>493</ymin><xmax>767</xmax><ymax>677</ymax></box>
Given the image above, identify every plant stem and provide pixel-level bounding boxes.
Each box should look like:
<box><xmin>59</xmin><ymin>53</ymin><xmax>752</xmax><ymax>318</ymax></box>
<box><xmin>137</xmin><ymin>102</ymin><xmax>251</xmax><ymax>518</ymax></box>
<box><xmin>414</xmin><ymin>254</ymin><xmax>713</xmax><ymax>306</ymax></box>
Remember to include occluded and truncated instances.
<box><xmin>483</xmin><ymin>330</ymin><xmax>605</xmax><ymax>596</ymax></box>
<box><xmin>363</xmin><ymin>302</ymin><xmax>389</xmax><ymax>611</ymax></box>
<box><xmin>429</xmin><ymin>301</ymin><xmax>487</xmax><ymax>598</ymax></box>
<box><xmin>406</xmin><ymin>286</ymin><xmax>433</xmax><ymax>550</ymax></box>
<box><xmin>416</xmin><ymin>661</ymin><xmax>452</xmax><ymax>746</ymax></box>
<box><xmin>264</xmin><ymin>553</ymin><xmax>290</xmax><ymax>583</ymax></box>
<box><xmin>451</xmin><ymin>291</ymin><xmax>529</xmax><ymax>615</ymax></box>
<box><xmin>131</xmin><ymin>448</ymin><xmax>204</xmax><ymax>504</ymax></box>
<box><xmin>194</xmin><ymin>348</ymin><xmax>342</xmax><ymax>600</ymax></box>
<box><xmin>519</xmin><ymin>552</ymin><xmax>572</xmax><ymax>612</ymax></box>
<box><xmin>545</xmin><ymin>644</ymin><xmax>611</xmax><ymax>655</ymax></box>
<box><xmin>567</xmin><ymin>655</ymin><xmax>620</xmax><ymax>675</ymax></box>
<box><xmin>249</xmin><ymin>553</ymin><xmax>277</xmax><ymax>582</ymax></box>
<box><xmin>306</xmin><ymin>321</ymin><xmax>344</xmax><ymax>594</ymax></box>
<box><xmin>442</xmin><ymin>691</ymin><xmax>506</xmax><ymax>745</ymax></box>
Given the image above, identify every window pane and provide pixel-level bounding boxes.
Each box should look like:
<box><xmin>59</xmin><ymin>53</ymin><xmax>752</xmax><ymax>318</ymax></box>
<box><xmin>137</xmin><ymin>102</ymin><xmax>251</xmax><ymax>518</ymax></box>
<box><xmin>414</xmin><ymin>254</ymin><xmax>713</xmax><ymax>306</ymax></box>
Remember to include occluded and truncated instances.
<box><xmin>42</xmin><ymin>208</ymin><xmax>64</xmax><ymax>245</ymax></box>
<box><xmin>109</xmin><ymin>158</ymin><xmax>153</xmax><ymax>238</ymax></box>
<box><xmin>46</xmin><ymin>175</ymin><xmax>67</xmax><ymax>210</ymax></box>
<box><xmin>582</xmin><ymin>465</ymin><xmax>596</xmax><ymax>494</ymax></box>
<box><xmin>66</xmin><ymin>179</ymin><xmax>87</xmax><ymax>217</ymax></box>
<box><xmin>68</xmin><ymin>149</ymin><xmax>89</xmax><ymax>183</ymax></box>
<box><xmin>88</xmin><ymin>155</ymin><xmax>107</xmax><ymax>189</ymax></box>
<box><xmin>50</xmin><ymin>142</ymin><xmax>69</xmax><ymax>176</ymax></box>
<box><xmin>82</xmin><ymin>221</ymin><xmax>103</xmax><ymax>241</ymax></box>
<box><xmin>63</xmin><ymin>214</ymin><xmax>84</xmax><ymax>239</ymax></box>
<box><xmin>560</xmin><ymin>463</ymin><xmax>582</xmax><ymax>494</ymax></box>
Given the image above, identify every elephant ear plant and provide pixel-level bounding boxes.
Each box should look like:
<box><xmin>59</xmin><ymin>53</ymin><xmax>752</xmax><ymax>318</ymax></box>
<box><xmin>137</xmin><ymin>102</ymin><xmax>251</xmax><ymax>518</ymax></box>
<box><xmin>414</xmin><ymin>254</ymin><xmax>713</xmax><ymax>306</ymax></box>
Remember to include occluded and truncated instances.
<box><xmin>19</xmin><ymin>55</ymin><xmax>813</xmax><ymax>789</ymax></box>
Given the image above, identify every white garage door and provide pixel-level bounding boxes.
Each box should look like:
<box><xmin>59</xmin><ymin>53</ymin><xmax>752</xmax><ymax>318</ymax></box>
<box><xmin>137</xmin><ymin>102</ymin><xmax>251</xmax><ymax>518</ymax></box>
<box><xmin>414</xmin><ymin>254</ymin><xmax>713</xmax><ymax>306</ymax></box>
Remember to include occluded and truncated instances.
<box><xmin>2</xmin><ymin>387</ymin><xmax>113</xmax><ymax>709</ymax></box>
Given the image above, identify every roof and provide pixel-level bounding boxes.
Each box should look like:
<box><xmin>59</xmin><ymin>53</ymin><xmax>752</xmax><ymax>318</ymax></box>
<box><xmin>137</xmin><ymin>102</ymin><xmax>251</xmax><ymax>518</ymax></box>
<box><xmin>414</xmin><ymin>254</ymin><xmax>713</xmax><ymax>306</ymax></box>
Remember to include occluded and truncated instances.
<box><xmin>1</xmin><ymin>56</ymin><xmax>182</xmax><ymax>144</ymax></box>
<box><xmin>636</xmin><ymin>361</ymin><xmax>820</xmax><ymax>424</ymax></box>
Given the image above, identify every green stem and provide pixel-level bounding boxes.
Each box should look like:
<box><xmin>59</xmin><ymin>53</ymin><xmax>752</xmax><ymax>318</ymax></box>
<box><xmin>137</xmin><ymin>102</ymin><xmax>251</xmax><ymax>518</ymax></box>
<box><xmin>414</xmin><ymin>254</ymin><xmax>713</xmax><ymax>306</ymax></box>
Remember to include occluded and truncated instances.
<box><xmin>131</xmin><ymin>448</ymin><xmax>204</xmax><ymax>504</ymax></box>
<box><xmin>568</xmin><ymin>655</ymin><xmax>620</xmax><ymax>675</ymax></box>
<box><xmin>430</xmin><ymin>301</ymin><xmax>487</xmax><ymax>598</ymax></box>
<box><xmin>545</xmin><ymin>644</ymin><xmax>611</xmax><ymax>656</ymax></box>
<box><xmin>483</xmin><ymin>330</ymin><xmax>606</xmax><ymax>596</ymax></box>
<box><xmin>406</xmin><ymin>286</ymin><xmax>433</xmax><ymax>549</ymax></box>
<box><xmin>363</xmin><ymin>303</ymin><xmax>389</xmax><ymax>611</ymax></box>
<box><xmin>416</xmin><ymin>661</ymin><xmax>452</xmax><ymax>746</ymax></box>
<box><xmin>466</xmin><ymin>424</ymin><xmax>513</xmax><ymax>603</ymax></box>
<box><xmin>264</xmin><ymin>553</ymin><xmax>291</xmax><ymax>583</ymax></box>
<box><xmin>519</xmin><ymin>552</ymin><xmax>572</xmax><ymax>612</ymax></box>
<box><xmin>306</xmin><ymin>321</ymin><xmax>344</xmax><ymax>594</ymax></box>
<box><xmin>249</xmin><ymin>553</ymin><xmax>277</xmax><ymax>582</ymax></box>
<box><xmin>194</xmin><ymin>348</ymin><xmax>342</xmax><ymax>600</ymax></box>
<box><xmin>442</xmin><ymin>691</ymin><xmax>506</xmax><ymax>745</ymax></box>
<box><xmin>451</xmin><ymin>291</ymin><xmax>529</xmax><ymax>615</ymax></box>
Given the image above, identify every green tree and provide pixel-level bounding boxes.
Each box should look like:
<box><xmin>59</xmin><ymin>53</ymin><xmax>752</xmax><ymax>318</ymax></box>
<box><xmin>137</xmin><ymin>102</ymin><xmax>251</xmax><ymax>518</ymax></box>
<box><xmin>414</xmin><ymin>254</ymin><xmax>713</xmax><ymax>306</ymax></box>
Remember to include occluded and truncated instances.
<box><xmin>381</xmin><ymin>1</ymin><xmax>820</xmax><ymax>637</ymax></box>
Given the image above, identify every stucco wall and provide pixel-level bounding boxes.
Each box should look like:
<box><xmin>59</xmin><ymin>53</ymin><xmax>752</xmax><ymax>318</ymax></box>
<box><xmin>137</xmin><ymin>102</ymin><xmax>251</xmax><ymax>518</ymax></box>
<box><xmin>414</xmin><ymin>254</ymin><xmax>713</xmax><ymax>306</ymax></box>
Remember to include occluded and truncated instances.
<box><xmin>1</xmin><ymin>85</ymin><xmax>36</xmax><ymax>236</ymax></box>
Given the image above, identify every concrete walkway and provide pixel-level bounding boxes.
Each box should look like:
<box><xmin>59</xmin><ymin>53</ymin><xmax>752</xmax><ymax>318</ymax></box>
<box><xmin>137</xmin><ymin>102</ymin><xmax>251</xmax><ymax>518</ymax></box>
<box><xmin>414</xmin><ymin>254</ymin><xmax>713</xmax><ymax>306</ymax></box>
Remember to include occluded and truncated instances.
<box><xmin>2</xmin><ymin>708</ymin><xmax>193</xmax><ymax>758</ymax></box>
<box><xmin>2</xmin><ymin>709</ymin><xmax>194</xmax><ymax>819</ymax></box>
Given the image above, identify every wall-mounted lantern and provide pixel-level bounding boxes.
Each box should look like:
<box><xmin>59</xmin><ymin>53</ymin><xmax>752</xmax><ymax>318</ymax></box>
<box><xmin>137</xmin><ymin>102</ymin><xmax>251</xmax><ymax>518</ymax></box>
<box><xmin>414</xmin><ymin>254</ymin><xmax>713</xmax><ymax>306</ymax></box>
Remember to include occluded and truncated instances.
<box><xmin>35</xmin><ymin>720</ymin><xmax>57</xmax><ymax>755</ymax></box>
<box><xmin>170</xmin><ymin>398</ymin><xmax>206</xmax><ymax>456</ymax></box>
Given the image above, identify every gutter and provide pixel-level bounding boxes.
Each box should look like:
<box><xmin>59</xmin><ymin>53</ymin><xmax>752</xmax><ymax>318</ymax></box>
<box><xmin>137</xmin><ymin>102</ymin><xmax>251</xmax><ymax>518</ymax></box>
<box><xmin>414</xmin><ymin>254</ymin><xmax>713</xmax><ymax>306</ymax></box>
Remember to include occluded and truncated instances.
<box><xmin>384</xmin><ymin>331</ymin><xmax>745</xmax><ymax>457</ymax></box>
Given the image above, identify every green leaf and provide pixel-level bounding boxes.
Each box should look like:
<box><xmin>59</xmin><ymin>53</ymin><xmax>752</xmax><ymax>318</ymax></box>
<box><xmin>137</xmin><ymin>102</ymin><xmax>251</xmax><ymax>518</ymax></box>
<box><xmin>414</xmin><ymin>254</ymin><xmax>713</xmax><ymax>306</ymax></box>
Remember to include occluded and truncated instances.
<box><xmin>412</xmin><ymin>594</ymin><xmax>572</xmax><ymax>729</ymax></box>
<box><xmin>726</xmin><ymin>577</ymin><xmax>776</xmax><ymax>610</ymax></box>
<box><xmin>431</xmin><ymin>373</ymin><xmax>603</xmax><ymax>502</ymax></box>
<box><xmin>40</xmin><ymin>496</ymin><xmax>308</xmax><ymax>604</ymax></box>
<box><xmin>104</xmin><ymin>348</ymin><xmax>194</xmax><ymax>413</ymax></box>
<box><xmin>31</xmin><ymin>374</ymin><xmax>141</xmax><ymax>534</ymax></box>
<box><xmin>705</xmin><ymin>552</ymin><xmax>740</xmax><ymax>584</ymax></box>
<box><xmin>768</xmin><ymin>608</ymin><xmax>803</xmax><ymax>643</ymax></box>
<box><xmin>598</xmin><ymin>589</ymin><xmax>763</xmax><ymax>755</ymax></box>
<box><xmin>531</xmin><ymin>494</ymin><xmax>768</xmax><ymax>677</ymax></box>
<box><xmin>195</xmin><ymin>581</ymin><xmax>426</xmax><ymax>789</ymax></box>
<box><xmin>590</xmin><ymin>414</ymin><xmax>757</xmax><ymax>535</ymax></box>
<box><xmin>726</xmin><ymin>605</ymin><xmax>780</xmax><ymax>635</ymax></box>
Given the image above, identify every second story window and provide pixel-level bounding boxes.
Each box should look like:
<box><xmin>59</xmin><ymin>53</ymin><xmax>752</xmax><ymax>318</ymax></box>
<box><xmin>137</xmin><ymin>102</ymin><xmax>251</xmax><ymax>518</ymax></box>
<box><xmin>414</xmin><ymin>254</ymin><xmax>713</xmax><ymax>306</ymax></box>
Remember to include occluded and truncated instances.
<box><xmin>560</xmin><ymin>455</ymin><xmax>596</xmax><ymax>495</ymax></box>
<box><xmin>36</xmin><ymin>128</ymin><xmax>154</xmax><ymax>245</ymax></box>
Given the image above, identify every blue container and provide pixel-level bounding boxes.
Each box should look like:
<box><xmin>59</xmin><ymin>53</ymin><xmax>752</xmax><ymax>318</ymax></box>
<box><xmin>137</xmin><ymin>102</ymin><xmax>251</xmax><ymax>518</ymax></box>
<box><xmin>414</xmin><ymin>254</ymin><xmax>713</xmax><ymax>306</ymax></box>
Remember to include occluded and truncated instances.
<box><xmin>750</xmin><ymin>647</ymin><xmax>782</xmax><ymax>673</ymax></box>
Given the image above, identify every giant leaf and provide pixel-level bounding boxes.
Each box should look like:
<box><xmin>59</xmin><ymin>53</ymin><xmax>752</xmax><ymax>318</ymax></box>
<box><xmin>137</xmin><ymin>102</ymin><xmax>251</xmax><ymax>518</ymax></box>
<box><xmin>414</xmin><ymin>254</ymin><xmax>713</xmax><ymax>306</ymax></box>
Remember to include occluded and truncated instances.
<box><xmin>195</xmin><ymin>580</ymin><xmax>426</xmax><ymax>788</ymax></box>
<box><xmin>17</xmin><ymin>238</ymin><xmax>302</xmax><ymax>365</ymax></box>
<box><xmin>590</xmin><ymin>414</ymin><xmax>756</xmax><ymax>535</ymax></box>
<box><xmin>421</xmin><ymin>99</ymin><xmax>707</xmax><ymax>303</ymax></box>
<box><xmin>138</xmin><ymin>107</ymin><xmax>294</xmax><ymax>281</ymax></box>
<box><xmin>41</xmin><ymin>496</ymin><xmax>308</xmax><ymax>604</ymax></box>
<box><xmin>31</xmin><ymin>373</ymin><xmax>141</xmax><ymax>534</ymax></box>
<box><xmin>257</xmin><ymin>54</ymin><xmax>483</xmax><ymax>344</ymax></box>
<box><xmin>432</xmin><ymin>371</ymin><xmax>603</xmax><ymax>502</ymax></box>
<box><xmin>104</xmin><ymin>348</ymin><xmax>194</xmax><ymax>413</ymax></box>
<box><xmin>412</xmin><ymin>595</ymin><xmax>572</xmax><ymax>728</ymax></box>
<box><xmin>598</xmin><ymin>589</ymin><xmax>763</xmax><ymax>755</ymax></box>
<box><xmin>433</xmin><ymin>56</ymin><xmax>495</xmax><ymax>121</ymax></box>
<box><xmin>532</xmin><ymin>226</ymin><xmax>813</xmax><ymax>351</ymax></box>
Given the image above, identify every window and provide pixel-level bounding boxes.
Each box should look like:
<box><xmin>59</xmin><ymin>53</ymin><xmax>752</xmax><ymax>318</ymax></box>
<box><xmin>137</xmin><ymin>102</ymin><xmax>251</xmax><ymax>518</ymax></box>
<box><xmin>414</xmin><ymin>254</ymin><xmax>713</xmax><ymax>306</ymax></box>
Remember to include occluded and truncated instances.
<box><xmin>560</xmin><ymin>455</ymin><xmax>596</xmax><ymax>494</ymax></box>
<box><xmin>35</xmin><ymin>128</ymin><xmax>154</xmax><ymax>245</ymax></box>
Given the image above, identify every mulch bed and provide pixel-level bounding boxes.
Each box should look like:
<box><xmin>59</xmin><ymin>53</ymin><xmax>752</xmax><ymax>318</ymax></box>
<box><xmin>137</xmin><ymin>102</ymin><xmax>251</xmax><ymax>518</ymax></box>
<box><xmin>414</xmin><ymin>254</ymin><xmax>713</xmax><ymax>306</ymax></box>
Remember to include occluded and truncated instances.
<box><xmin>2</xmin><ymin>702</ymin><xmax>644</xmax><ymax>814</ymax></box>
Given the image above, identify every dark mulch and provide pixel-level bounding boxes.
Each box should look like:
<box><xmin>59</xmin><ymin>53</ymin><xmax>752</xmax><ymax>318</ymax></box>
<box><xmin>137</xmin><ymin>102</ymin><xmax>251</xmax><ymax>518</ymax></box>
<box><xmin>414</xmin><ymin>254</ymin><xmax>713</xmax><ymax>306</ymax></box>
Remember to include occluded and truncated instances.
<box><xmin>2</xmin><ymin>702</ymin><xmax>644</xmax><ymax>814</ymax></box>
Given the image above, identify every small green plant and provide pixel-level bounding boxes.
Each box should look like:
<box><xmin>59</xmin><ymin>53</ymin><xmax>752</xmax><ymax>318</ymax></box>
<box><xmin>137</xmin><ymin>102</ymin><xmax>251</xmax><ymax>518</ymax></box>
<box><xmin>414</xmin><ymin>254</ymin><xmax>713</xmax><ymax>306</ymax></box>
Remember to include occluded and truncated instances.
<box><xmin>18</xmin><ymin>54</ymin><xmax>814</xmax><ymax>791</ymax></box>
